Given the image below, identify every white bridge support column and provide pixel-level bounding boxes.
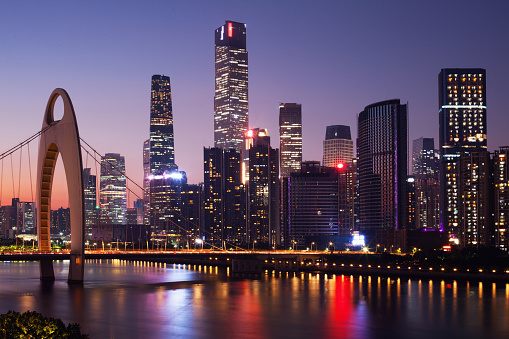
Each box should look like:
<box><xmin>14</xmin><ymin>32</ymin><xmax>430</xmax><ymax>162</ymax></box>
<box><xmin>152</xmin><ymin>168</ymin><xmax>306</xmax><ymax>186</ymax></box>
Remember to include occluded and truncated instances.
<box><xmin>37</xmin><ymin>88</ymin><xmax>85</xmax><ymax>283</ymax></box>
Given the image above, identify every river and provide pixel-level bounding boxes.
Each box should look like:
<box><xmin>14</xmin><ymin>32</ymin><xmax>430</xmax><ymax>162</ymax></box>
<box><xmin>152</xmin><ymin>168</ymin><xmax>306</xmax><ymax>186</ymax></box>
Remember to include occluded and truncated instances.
<box><xmin>0</xmin><ymin>260</ymin><xmax>508</xmax><ymax>338</ymax></box>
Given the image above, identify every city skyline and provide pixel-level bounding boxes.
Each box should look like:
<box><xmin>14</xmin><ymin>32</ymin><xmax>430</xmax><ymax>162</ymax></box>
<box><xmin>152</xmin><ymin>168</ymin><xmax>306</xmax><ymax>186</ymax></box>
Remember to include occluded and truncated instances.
<box><xmin>1</xmin><ymin>1</ymin><xmax>509</xmax><ymax>208</ymax></box>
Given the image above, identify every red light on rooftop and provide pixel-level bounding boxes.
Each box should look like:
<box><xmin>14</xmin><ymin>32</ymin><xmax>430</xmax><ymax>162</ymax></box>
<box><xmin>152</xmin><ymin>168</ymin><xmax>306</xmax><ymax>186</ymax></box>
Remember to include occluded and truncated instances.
<box><xmin>336</xmin><ymin>163</ymin><xmax>344</xmax><ymax>169</ymax></box>
<box><xmin>228</xmin><ymin>22</ymin><xmax>233</xmax><ymax>38</ymax></box>
<box><xmin>246</xmin><ymin>129</ymin><xmax>254</xmax><ymax>138</ymax></box>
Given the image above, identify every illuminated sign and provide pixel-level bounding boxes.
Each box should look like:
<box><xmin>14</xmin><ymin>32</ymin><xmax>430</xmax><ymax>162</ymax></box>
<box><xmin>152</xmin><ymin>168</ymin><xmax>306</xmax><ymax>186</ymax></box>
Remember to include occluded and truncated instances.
<box><xmin>352</xmin><ymin>234</ymin><xmax>365</xmax><ymax>247</ymax></box>
<box><xmin>228</xmin><ymin>22</ymin><xmax>233</xmax><ymax>38</ymax></box>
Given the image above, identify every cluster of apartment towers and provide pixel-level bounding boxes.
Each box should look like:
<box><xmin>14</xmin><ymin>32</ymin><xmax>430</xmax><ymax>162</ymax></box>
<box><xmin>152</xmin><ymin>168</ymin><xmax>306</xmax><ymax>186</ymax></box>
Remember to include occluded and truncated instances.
<box><xmin>2</xmin><ymin>21</ymin><xmax>508</xmax><ymax>252</ymax></box>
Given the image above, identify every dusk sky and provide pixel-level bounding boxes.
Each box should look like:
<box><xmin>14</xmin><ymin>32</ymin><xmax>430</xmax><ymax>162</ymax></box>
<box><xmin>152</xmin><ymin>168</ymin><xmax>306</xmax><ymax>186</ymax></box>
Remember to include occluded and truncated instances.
<box><xmin>1</xmin><ymin>1</ymin><xmax>508</xmax><ymax>208</ymax></box>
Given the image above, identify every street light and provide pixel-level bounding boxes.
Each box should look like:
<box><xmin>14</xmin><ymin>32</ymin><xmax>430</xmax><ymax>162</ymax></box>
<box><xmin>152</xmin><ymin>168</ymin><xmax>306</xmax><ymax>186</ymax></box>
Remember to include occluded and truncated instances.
<box><xmin>253</xmin><ymin>240</ymin><xmax>257</xmax><ymax>251</ymax></box>
<box><xmin>311</xmin><ymin>242</ymin><xmax>316</xmax><ymax>251</ymax></box>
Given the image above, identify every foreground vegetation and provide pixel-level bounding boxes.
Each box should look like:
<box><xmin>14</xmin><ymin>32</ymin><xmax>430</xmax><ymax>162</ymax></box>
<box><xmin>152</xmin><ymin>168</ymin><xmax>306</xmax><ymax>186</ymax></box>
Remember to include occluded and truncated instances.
<box><xmin>0</xmin><ymin>311</ymin><xmax>88</xmax><ymax>339</ymax></box>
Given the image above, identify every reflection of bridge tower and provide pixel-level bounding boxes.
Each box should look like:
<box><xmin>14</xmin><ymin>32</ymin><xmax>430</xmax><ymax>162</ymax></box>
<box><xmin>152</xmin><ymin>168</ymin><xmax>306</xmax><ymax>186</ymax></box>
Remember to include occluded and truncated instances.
<box><xmin>36</xmin><ymin>88</ymin><xmax>85</xmax><ymax>283</ymax></box>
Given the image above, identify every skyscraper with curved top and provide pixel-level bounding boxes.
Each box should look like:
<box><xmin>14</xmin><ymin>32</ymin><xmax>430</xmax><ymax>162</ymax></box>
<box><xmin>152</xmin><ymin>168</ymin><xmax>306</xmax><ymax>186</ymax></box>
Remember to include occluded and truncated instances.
<box><xmin>214</xmin><ymin>21</ymin><xmax>248</xmax><ymax>151</ymax></box>
<box><xmin>357</xmin><ymin>99</ymin><xmax>408</xmax><ymax>231</ymax></box>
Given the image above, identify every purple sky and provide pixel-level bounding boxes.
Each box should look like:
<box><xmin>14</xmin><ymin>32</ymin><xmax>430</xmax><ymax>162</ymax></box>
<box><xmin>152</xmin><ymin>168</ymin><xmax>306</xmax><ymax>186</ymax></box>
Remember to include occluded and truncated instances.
<box><xmin>1</xmin><ymin>1</ymin><xmax>508</xmax><ymax>208</ymax></box>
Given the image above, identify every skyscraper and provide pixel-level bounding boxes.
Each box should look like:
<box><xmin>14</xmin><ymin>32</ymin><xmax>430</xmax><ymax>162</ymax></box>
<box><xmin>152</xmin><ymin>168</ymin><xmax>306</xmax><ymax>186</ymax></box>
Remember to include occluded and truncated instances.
<box><xmin>412</xmin><ymin>137</ymin><xmax>440</xmax><ymax>230</ymax></box>
<box><xmin>214</xmin><ymin>21</ymin><xmax>248</xmax><ymax>151</ymax></box>
<box><xmin>203</xmin><ymin>147</ymin><xmax>245</xmax><ymax>246</ymax></box>
<box><xmin>412</xmin><ymin>137</ymin><xmax>439</xmax><ymax>177</ymax></box>
<box><xmin>357</xmin><ymin>99</ymin><xmax>408</xmax><ymax>231</ymax></box>
<box><xmin>100</xmin><ymin>153</ymin><xmax>127</xmax><ymax>225</ymax></box>
<box><xmin>148</xmin><ymin>167</ymin><xmax>186</xmax><ymax>234</ymax></box>
<box><xmin>83</xmin><ymin>168</ymin><xmax>97</xmax><ymax>239</ymax></box>
<box><xmin>143</xmin><ymin>139</ymin><xmax>150</xmax><ymax>225</ymax></box>
<box><xmin>150</xmin><ymin>75</ymin><xmax>174</xmax><ymax>174</ymax></box>
<box><xmin>439</xmin><ymin>68</ymin><xmax>487</xmax><ymax>242</ymax></box>
<box><xmin>246</xmin><ymin>128</ymin><xmax>279</xmax><ymax>247</ymax></box>
<box><xmin>322</xmin><ymin>125</ymin><xmax>354</xmax><ymax>168</ymax></box>
<box><xmin>279</xmin><ymin>103</ymin><xmax>302</xmax><ymax>177</ymax></box>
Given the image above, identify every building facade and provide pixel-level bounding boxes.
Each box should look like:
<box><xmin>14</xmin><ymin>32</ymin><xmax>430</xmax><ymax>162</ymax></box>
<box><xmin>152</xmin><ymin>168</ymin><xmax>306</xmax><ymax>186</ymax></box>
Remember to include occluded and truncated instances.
<box><xmin>357</xmin><ymin>99</ymin><xmax>408</xmax><ymax>231</ymax></box>
<box><xmin>246</xmin><ymin>129</ymin><xmax>279</xmax><ymax>247</ymax></box>
<box><xmin>100</xmin><ymin>153</ymin><xmax>127</xmax><ymax>225</ymax></box>
<box><xmin>279</xmin><ymin>103</ymin><xmax>302</xmax><ymax>177</ymax></box>
<box><xmin>83</xmin><ymin>168</ymin><xmax>97</xmax><ymax>240</ymax></box>
<box><xmin>214</xmin><ymin>21</ymin><xmax>248</xmax><ymax>151</ymax></box>
<box><xmin>150</xmin><ymin>75</ymin><xmax>175</xmax><ymax>174</ymax></box>
<box><xmin>412</xmin><ymin>137</ymin><xmax>440</xmax><ymax>230</ymax></box>
<box><xmin>439</xmin><ymin>68</ymin><xmax>487</xmax><ymax>244</ymax></box>
<box><xmin>203</xmin><ymin>147</ymin><xmax>245</xmax><ymax>247</ymax></box>
<box><xmin>322</xmin><ymin>125</ymin><xmax>354</xmax><ymax>168</ymax></box>
<box><xmin>494</xmin><ymin>147</ymin><xmax>509</xmax><ymax>251</ymax></box>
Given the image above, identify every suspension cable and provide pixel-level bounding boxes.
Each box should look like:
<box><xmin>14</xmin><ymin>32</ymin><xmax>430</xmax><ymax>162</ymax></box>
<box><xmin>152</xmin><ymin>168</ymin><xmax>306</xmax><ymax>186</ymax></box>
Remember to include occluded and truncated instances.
<box><xmin>10</xmin><ymin>154</ymin><xmax>15</xmax><ymax>199</ymax></box>
<box><xmin>28</xmin><ymin>143</ymin><xmax>34</xmax><ymax>203</ymax></box>
<box><xmin>17</xmin><ymin>144</ymin><xmax>22</xmax><ymax>201</ymax></box>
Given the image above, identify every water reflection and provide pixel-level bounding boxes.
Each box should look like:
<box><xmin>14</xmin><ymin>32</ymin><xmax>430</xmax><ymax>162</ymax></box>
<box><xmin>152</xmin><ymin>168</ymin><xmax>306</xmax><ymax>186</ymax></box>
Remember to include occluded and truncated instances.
<box><xmin>0</xmin><ymin>261</ymin><xmax>509</xmax><ymax>338</ymax></box>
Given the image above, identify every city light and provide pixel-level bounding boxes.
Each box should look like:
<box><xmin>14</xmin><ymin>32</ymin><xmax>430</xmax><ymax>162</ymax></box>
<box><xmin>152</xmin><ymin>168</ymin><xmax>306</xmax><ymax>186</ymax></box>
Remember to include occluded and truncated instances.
<box><xmin>336</xmin><ymin>162</ymin><xmax>344</xmax><ymax>169</ymax></box>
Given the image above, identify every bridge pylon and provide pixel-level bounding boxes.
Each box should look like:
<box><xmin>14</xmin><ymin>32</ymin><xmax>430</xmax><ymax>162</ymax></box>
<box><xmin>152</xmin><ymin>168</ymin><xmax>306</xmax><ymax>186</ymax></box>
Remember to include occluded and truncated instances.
<box><xmin>36</xmin><ymin>88</ymin><xmax>85</xmax><ymax>283</ymax></box>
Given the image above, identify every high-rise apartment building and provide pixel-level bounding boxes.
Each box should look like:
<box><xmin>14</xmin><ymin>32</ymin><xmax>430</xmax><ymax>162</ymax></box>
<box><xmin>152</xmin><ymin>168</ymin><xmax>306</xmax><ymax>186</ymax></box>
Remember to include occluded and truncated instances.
<box><xmin>83</xmin><ymin>168</ymin><xmax>97</xmax><ymax>239</ymax></box>
<box><xmin>439</xmin><ymin>68</ymin><xmax>487</xmax><ymax>243</ymax></box>
<box><xmin>100</xmin><ymin>153</ymin><xmax>127</xmax><ymax>225</ymax></box>
<box><xmin>458</xmin><ymin>150</ymin><xmax>491</xmax><ymax>247</ymax></box>
<box><xmin>246</xmin><ymin>128</ymin><xmax>279</xmax><ymax>247</ymax></box>
<box><xmin>322</xmin><ymin>125</ymin><xmax>354</xmax><ymax>168</ymax></box>
<box><xmin>279</xmin><ymin>103</ymin><xmax>302</xmax><ymax>177</ymax></box>
<box><xmin>214</xmin><ymin>21</ymin><xmax>248</xmax><ymax>151</ymax></box>
<box><xmin>494</xmin><ymin>147</ymin><xmax>509</xmax><ymax>251</ymax></box>
<box><xmin>150</xmin><ymin>75</ymin><xmax>175</xmax><ymax>174</ymax></box>
<box><xmin>357</xmin><ymin>99</ymin><xmax>408</xmax><ymax>231</ymax></box>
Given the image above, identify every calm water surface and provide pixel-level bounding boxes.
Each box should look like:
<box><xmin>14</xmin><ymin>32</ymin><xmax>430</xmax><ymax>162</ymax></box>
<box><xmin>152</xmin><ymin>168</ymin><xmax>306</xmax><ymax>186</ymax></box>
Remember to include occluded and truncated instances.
<box><xmin>0</xmin><ymin>260</ymin><xmax>508</xmax><ymax>339</ymax></box>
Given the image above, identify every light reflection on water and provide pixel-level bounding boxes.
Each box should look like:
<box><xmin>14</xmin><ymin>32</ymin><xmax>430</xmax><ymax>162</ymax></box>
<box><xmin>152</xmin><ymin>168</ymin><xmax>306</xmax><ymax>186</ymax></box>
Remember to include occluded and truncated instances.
<box><xmin>0</xmin><ymin>260</ymin><xmax>508</xmax><ymax>338</ymax></box>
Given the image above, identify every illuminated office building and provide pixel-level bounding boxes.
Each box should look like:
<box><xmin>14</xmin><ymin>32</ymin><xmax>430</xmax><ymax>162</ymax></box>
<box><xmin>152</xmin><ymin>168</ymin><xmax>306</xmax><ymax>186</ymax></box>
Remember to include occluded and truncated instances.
<box><xmin>357</xmin><ymin>100</ymin><xmax>408</xmax><ymax>231</ymax></box>
<box><xmin>282</xmin><ymin>161</ymin><xmax>353</xmax><ymax>247</ymax></box>
<box><xmin>246</xmin><ymin>128</ymin><xmax>279</xmax><ymax>247</ymax></box>
<box><xmin>322</xmin><ymin>125</ymin><xmax>354</xmax><ymax>168</ymax></box>
<box><xmin>100</xmin><ymin>153</ymin><xmax>127</xmax><ymax>225</ymax></box>
<box><xmin>214</xmin><ymin>21</ymin><xmax>248</xmax><ymax>151</ymax></box>
<box><xmin>150</xmin><ymin>75</ymin><xmax>175</xmax><ymax>174</ymax></box>
<box><xmin>143</xmin><ymin>139</ymin><xmax>150</xmax><ymax>225</ymax></box>
<box><xmin>203</xmin><ymin>147</ymin><xmax>245</xmax><ymax>246</ymax></box>
<box><xmin>439</xmin><ymin>68</ymin><xmax>487</xmax><ymax>243</ymax></box>
<box><xmin>181</xmin><ymin>184</ymin><xmax>203</xmax><ymax>243</ymax></box>
<box><xmin>149</xmin><ymin>167</ymin><xmax>186</xmax><ymax>235</ymax></box>
<box><xmin>279</xmin><ymin>103</ymin><xmax>302</xmax><ymax>177</ymax></box>
<box><xmin>412</xmin><ymin>137</ymin><xmax>439</xmax><ymax>177</ymax></box>
<box><xmin>412</xmin><ymin>137</ymin><xmax>440</xmax><ymax>230</ymax></box>
<box><xmin>494</xmin><ymin>147</ymin><xmax>509</xmax><ymax>251</ymax></box>
<box><xmin>83</xmin><ymin>168</ymin><xmax>97</xmax><ymax>239</ymax></box>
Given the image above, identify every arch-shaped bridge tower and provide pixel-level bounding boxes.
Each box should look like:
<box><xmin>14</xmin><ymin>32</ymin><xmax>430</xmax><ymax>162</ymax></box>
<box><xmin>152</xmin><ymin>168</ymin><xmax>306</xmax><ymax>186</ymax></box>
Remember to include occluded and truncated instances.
<box><xmin>37</xmin><ymin>88</ymin><xmax>85</xmax><ymax>283</ymax></box>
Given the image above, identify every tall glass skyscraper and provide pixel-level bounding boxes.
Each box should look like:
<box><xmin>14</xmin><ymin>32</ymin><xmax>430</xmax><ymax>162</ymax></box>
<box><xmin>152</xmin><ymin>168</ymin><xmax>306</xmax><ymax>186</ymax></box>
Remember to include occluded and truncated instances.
<box><xmin>150</xmin><ymin>75</ymin><xmax>174</xmax><ymax>174</ymax></box>
<box><xmin>357</xmin><ymin>100</ymin><xmax>408</xmax><ymax>231</ymax></box>
<box><xmin>214</xmin><ymin>21</ymin><xmax>248</xmax><ymax>151</ymax></box>
<box><xmin>100</xmin><ymin>153</ymin><xmax>127</xmax><ymax>225</ymax></box>
<box><xmin>279</xmin><ymin>103</ymin><xmax>302</xmax><ymax>177</ymax></box>
<box><xmin>439</xmin><ymin>68</ymin><xmax>487</xmax><ymax>243</ymax></box>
